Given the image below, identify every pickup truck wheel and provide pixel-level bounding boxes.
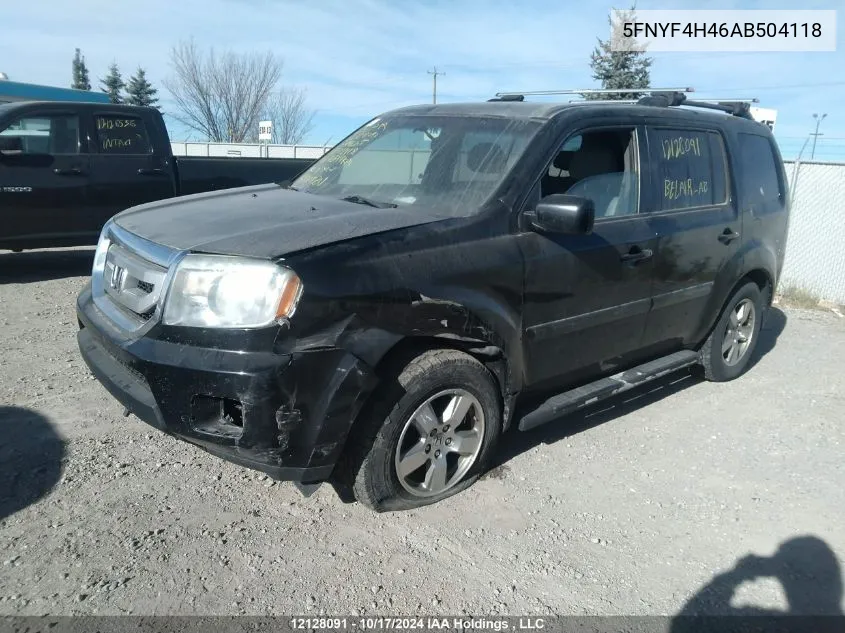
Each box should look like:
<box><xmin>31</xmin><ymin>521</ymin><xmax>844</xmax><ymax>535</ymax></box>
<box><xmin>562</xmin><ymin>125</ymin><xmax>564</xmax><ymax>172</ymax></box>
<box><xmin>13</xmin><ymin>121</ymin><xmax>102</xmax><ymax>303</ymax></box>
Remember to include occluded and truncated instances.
<box><xmin>700</xmin><ymin>281</ymin><xmax>764</xmax><ymax>382</ymax></box>
<box><xmin>345</xmin><ymin>349</ymin><xmax>501</xmax><ymax>512</ymax></box>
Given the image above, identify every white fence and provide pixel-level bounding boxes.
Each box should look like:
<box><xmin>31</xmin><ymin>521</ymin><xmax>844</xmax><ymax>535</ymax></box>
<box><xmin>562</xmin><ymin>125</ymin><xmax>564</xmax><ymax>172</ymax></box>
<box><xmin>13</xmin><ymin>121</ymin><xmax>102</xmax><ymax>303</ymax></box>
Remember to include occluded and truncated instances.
<box><xmin>170</xmin><ymin>142</ymin><xmax>332</xmax><ymax>159</ymax></box>
<box><xmin>781</xmin><ymin>160</ymin><xmax>845</xmax><ymax>303</ymax></box>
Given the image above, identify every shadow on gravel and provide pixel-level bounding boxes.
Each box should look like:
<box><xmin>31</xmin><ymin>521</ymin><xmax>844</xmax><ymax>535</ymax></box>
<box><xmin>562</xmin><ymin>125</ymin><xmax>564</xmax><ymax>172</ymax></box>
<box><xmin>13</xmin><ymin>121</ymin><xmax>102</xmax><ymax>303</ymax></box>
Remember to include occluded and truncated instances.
<box><xmin>491</xmin><ymin>306</ymin><xmax>788</xmax><ymax>472</ymax></box>
<box><xmin>492</xmin><ymin>368</ymin><xmax>703</xmax><ymax>470</ymax></box>
<box><xmin>670</xmin><ymin>535</ymin><xmax>843</xmax><ymax>632</ymax></box>
<box><xmin>746</xmin><ymin>306</ymin><xmax>787</xmax><ymax>372</ymax></box>
<box><xmin>0</xmin><ymin>248</ymin><xmax>94</xmax><ymax>284</ymax></box>
<box><xmin>0</xmin><ymin>406</ymin><xmax>65</xmax><ymax>522</ymax></box>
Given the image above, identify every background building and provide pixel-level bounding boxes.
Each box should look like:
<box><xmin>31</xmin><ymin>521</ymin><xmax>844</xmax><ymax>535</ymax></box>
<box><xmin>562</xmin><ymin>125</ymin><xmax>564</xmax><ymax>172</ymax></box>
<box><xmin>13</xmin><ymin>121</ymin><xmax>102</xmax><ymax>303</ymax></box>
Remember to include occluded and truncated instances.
<box><xmin>0</xmin><ymin>74</ymin><xmax>109</xmax><ymax>104</ymax></box>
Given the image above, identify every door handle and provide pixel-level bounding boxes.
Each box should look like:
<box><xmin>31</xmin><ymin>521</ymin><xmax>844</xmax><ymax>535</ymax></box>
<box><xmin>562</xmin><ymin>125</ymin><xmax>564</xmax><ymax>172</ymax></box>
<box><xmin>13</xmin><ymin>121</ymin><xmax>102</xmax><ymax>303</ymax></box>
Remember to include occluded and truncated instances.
<box><xmin>53</xmin><ymin>167</ymin><xmax>85</xmax><ymax>176</ymax></box>
<box><xmin>138</xmin><ymin>168</ymin><xmax>165</xmax><ymax>176</ymax></box>
<box><xmin>718</xmin><ymin>228</ymin><xmax>741</xmax><ymax>244</ymax></box>
<box><xmin>620</xmin><ymin>248</ymin><xmax>653</xmax><ymax>264</ymax></box>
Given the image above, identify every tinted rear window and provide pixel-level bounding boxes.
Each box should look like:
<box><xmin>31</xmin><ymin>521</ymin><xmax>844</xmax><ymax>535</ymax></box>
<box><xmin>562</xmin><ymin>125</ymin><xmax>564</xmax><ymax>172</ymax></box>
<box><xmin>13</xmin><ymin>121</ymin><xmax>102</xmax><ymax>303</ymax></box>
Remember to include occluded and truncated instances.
<box><xmin>649</xmin><ymin>128</ymin><xmax>728</xmax><ymax>212</ymax></box>
<box><xmin>737</xmin><ymin>133</ymin><xmax>784</xmax><ymax>214</ymax></box>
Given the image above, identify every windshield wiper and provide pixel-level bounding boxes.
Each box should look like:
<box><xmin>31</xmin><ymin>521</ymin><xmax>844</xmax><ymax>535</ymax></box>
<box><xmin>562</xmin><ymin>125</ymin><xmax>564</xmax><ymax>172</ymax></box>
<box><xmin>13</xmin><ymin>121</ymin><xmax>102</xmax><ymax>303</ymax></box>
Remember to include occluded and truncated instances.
<box><xmin>340</xmin><ymin>194</ymin><xmax>397</xmax><ymax>208</ymax></box>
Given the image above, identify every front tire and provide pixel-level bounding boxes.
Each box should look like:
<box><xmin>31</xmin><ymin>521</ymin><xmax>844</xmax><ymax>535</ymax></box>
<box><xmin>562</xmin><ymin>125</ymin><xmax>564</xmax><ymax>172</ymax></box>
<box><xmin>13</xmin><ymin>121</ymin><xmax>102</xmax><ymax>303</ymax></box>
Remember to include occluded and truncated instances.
<box><xmin>343</xmin><ymin>349</ymin><xmax>502</xmax><ymax>512</ymax></box>
<box><xmin>700</xmin><ymin>281</ymin><xmax>764</xmax><ymax>382</ymax></box>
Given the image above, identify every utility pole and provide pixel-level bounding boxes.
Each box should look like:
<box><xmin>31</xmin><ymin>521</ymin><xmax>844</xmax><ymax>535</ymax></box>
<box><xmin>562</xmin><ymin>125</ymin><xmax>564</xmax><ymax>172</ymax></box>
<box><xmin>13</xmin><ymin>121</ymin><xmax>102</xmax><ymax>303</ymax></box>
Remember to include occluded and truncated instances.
<box><xmin>428</xmin><ymin>67</ymin><xmax>444</xmax><ymax>104</ymax></box>
<box><xmin>810</xmin><ymin>112</ymin><xmax>827</xmax><ymax>159</ymax></box>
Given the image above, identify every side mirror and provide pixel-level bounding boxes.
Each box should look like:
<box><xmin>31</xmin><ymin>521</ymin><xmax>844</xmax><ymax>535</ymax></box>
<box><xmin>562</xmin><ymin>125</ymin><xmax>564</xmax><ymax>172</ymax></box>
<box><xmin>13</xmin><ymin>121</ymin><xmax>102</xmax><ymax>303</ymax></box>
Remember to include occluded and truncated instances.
<box><xmin>0</xmin><ymin>136</ymin><xmax>24</xmax><ymax>156</ymax></box>
<box><xmin>530</xmin><ymin>194</ymin><xmax>595</xmax><ymax>235</ymax></box>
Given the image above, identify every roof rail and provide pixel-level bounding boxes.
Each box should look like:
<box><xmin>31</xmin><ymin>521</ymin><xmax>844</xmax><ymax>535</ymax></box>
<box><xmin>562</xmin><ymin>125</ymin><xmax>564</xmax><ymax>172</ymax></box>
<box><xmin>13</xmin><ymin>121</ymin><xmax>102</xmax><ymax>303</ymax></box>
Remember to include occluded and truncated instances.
<box><xmin>494</xmin><ymin>87</ymin><xmax>694</xmax><ymax>98</ymax></box>
<box><xmin>486</xmin><ymin>87</ymin><xmax>761</xmax><ymax>121</ymax></box>
<box><xmin>567</xmin><ymin>99</ymin><xmax>639</xmax><ymax>104</ymax></box>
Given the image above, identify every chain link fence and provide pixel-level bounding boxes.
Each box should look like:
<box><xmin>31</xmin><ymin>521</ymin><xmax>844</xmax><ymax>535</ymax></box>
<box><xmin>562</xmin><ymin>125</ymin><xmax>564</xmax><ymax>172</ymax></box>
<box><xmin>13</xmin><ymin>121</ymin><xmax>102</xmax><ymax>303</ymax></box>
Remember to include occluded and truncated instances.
<box><xmin>781</xmin><ymin>160</ymin><xmax>845</xmax><ymax>304</ymax></box>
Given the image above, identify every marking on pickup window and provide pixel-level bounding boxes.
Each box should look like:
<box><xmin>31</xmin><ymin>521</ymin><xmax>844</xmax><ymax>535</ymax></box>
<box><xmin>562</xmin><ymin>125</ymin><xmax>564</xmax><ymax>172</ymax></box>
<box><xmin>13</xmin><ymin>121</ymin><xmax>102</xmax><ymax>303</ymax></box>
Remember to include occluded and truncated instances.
<box><xmin>1</xmin><ymin>186</ymin><xmax>32</xmax><ymax>193</ymax></box>
<box><xmin>102</xmin><ymin>137</ymin><xmax>134</xmax><ymax>150</ymax></box>
<box><xmin>97</xmin><ymin>118</ymin><xmax>137</xmax><ymax>130</ymax></box>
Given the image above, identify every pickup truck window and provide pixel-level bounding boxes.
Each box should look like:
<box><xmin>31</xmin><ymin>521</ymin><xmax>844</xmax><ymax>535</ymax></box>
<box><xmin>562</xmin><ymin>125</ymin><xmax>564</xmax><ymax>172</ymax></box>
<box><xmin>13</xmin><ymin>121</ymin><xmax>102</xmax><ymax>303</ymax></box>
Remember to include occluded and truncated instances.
<box><xmin>0</xmin><ymin>114</ymin><xmax>80</xmax><ymax>155</ymax></box>
<box><xmin>648</xmin><ymin>128</ymin><xmax>728</xmax><ymax>212</ymax></box>
<box><xmin>292</xmin><ymin>115</ymin><xmax>540</xmax><ymax>213</ymax></box>
<box><xmin>94</xmin><ymin>114</ymin><xmax>152</xmax><ymax>155</ymax></box>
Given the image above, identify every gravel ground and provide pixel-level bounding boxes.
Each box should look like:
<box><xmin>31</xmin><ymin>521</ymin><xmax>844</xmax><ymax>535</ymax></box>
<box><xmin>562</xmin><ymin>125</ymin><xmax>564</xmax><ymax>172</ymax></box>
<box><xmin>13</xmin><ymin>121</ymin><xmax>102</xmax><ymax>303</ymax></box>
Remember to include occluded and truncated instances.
<box><xmin>1</xmin><ymin>247</ymin><xmax>844</xmax><ymax>617</ymax></box>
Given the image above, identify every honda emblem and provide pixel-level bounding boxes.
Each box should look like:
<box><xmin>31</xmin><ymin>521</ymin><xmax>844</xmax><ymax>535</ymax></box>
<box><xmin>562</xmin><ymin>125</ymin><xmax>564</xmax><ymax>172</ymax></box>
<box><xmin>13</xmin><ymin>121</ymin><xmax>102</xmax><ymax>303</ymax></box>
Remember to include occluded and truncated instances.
<box><xmin>109</xmin><ymin>265</ymin><xmax>126</xmax><ymax>291</ymax></box>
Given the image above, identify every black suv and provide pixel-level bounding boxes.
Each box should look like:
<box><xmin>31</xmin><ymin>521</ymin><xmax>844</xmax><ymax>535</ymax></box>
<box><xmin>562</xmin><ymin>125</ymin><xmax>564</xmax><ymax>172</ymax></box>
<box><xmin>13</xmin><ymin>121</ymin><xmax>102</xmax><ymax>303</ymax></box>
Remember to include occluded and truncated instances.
<box><xmin>76</xmin><ymin>91</ymin><xmax>790</xmax><ymax>512</ymax></box>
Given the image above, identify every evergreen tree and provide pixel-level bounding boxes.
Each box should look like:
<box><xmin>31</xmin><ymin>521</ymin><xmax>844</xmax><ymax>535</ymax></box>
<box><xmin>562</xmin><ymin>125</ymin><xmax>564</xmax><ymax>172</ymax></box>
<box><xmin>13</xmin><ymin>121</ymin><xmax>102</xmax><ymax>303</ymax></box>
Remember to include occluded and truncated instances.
<box><xmin>125</xmin><ymin>67</ymin><xmax>160</xmax><ymax>108</ymax></box>
<box><xmin>71</xmin><ymin>48</ymin><xmax>91</xmax><ymax>91</ymax></box>
<box><xmin>100</xmin><ymin>63</ymin><xmax>125</xmax><ymax>104</ymax></box>
<box><xmin>585</xmin><ymin>6</ymin><xmax>653</xmax><ymax>100</ymax></box>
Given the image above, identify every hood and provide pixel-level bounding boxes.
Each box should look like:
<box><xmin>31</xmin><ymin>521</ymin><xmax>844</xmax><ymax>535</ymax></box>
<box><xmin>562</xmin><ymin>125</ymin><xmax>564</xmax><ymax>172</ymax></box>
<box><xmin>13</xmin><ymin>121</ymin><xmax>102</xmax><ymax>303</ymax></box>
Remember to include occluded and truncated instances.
<box><xmin>113</xmin><ymin>183</ymin><xmax>451</xmax><ymax>259</ymax></box>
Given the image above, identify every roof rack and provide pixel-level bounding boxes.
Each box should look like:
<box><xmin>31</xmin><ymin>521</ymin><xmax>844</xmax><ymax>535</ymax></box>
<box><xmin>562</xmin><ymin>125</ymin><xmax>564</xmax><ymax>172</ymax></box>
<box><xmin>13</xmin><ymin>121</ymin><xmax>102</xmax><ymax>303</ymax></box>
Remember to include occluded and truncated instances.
<box><xmin>635</xmin><ymin>91</ymin><xmax>756</xmax><ymax>118</ymax></box>
<box><xmin>487</xmin><ymin>87</ymin><xmax>759</xmax><ymax>120</ymax></box>
<box><xmin>492</xmin><ymin>87</ymin><xmax>695</xmax><ymax>98</ymax></box>
<box><xmin>566</xmin><ymin>99</ymin><xmax>639</xmax><ymax>104</ymax></box>
<box><xmin>488</xmin><ymin>94</ymin><xmax>525</xmax><ymax>102</ymax></box>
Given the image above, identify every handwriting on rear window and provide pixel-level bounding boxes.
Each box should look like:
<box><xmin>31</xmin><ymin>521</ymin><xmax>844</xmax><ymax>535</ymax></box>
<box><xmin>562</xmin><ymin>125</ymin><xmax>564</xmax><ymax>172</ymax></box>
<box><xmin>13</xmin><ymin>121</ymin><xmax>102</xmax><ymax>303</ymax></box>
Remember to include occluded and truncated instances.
<box><xmin>95</xmin><ymin>117</ymin><xmax>148</xmax><ymax>153</ymax></box>
<box><xmin>102</xmin><ymin>138</ymin><xmax>133</xmax><ymax>150</ymax></box>
<box><xmin>97</xmin><ymin>118</ymin><xmax>137</xmax><ymax>130</ymax></box>
<box><xmin>664</xmin><ymin>178</ymin><xmax>709</xmax><ymax>200</ymax></box>
<box><xmin>662</xmin><ymin>136</ymin><xmax>702</xmax><ymax>160</ymax></box>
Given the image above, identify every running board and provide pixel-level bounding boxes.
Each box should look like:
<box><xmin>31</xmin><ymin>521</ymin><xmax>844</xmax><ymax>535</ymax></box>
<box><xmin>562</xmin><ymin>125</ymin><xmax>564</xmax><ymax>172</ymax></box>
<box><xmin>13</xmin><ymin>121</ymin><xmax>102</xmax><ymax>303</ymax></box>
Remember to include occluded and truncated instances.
<box><xmin>518</xmin><ymin>350</ymin><xmax>700</xmax><ymax>432</ymax></box>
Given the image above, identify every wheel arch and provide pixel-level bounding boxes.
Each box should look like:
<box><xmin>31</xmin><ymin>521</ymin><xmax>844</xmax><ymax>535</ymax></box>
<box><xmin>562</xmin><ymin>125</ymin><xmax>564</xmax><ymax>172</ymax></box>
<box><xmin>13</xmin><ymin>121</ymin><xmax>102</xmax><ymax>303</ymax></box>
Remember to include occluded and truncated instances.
<box><xmin>367</xmin><ymin>335</ymin><xmax>515</xmax><ymax>430</ymax></box>
<box><xmin>698</xmin><ymin>268</ymin><xmax>774</xmax><ymax>350</ymax></box>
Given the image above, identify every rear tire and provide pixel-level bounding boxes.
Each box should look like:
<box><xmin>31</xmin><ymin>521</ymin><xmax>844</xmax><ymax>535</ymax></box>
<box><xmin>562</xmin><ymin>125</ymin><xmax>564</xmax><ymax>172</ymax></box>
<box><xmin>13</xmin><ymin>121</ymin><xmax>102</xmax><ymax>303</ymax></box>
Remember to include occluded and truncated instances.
<box><xmin>700</xmin><ymin>281</ymin><xmax>764</xmax><ymax>382</ymax></box>
<box><xmin>341</xmin><ymin>349</ymin><xmax>502</xmax><ymax>512</ymax></box>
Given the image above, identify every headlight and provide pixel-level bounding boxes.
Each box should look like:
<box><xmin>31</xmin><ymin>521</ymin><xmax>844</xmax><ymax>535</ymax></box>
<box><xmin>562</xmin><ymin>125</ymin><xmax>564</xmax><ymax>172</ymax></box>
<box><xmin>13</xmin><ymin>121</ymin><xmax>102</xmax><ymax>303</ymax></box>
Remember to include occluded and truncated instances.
<box><xmin>162</xmin><ymin>254</ymin><xmax>303</xmax><ymax>328</ymax></box>
<box><xmin>92</xmin><ymin>223</ymin><xmax>111</xmax><ymax>277</ymax></box>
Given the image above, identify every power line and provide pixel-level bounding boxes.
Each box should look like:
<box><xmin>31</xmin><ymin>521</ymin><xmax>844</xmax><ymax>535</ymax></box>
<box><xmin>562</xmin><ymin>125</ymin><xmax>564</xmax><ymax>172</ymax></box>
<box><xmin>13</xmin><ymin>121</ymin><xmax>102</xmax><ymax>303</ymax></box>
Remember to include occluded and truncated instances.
<box><xmin>427</xmin><ymin>66</ymin><xmax>444</xmax><ymax>104</ymax></box>
<box><xmin>810</xmin><ymin>113</ymin><xmax>828</xmax><ymax>159</ymax></box>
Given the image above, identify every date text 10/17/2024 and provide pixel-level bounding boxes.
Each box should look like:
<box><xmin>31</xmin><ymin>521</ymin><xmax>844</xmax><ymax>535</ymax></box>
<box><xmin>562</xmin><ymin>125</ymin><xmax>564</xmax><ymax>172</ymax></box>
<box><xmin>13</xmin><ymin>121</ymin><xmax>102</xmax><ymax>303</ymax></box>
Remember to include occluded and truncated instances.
<box><xmin>290</xmin><ymin>618</ymin><xmax>547</xmax><ymax>631</ymax></box>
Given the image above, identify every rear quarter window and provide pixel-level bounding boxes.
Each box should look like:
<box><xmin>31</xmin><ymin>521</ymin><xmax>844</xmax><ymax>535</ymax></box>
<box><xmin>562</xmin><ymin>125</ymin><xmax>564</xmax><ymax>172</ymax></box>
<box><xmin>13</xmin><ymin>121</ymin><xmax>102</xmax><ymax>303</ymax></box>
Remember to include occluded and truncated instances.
<box><xmin>737</xmin><ymin>132</ymin><xmax>784</xmax><ymax>214</ymax></box>
<box><xmin>648</xmin><ymin>128</ymin><xmax>728</xmax><ymax>212</ymax></box>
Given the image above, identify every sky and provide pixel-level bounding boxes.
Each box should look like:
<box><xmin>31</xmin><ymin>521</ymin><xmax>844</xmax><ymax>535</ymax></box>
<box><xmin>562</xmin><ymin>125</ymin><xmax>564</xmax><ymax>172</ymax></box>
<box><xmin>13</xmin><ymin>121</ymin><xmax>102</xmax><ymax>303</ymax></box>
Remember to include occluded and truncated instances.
<box><xmin>2</xmin><ymin>0</ymin><xmax>844</xmax><ymax>160</ymax></box>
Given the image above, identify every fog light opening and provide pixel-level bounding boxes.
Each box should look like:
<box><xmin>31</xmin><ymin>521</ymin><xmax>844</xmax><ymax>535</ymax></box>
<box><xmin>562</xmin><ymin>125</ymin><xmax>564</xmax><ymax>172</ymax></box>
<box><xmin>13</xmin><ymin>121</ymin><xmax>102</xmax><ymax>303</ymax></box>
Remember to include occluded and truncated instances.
<box><xmin>221</xmin><ymin>397</ymin><xmax>243</xmax><ymax>428</ymax></box>
<box><xmin>190</xmin><ymin>395</ymin><xmax>244</xmax><ymax>436</ymax></box>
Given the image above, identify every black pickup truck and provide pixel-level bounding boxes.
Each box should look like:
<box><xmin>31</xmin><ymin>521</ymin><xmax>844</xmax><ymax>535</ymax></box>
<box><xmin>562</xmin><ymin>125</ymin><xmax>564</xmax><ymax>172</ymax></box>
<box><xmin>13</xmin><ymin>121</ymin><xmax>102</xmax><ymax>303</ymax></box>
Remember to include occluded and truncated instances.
<box><xmin>0</xmin><ymin>101</ymin><xmax>315</xmax><ymax>251</ymax></box>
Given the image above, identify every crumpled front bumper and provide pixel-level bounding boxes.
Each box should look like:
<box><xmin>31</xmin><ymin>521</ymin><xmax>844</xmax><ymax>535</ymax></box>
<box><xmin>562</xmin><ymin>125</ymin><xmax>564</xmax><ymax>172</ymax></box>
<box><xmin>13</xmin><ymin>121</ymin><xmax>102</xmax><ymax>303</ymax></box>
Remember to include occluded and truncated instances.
<box><xmin>76</xmin><ymin>283</ymin><xmax>377</xmax><ymax>484</ymax></box>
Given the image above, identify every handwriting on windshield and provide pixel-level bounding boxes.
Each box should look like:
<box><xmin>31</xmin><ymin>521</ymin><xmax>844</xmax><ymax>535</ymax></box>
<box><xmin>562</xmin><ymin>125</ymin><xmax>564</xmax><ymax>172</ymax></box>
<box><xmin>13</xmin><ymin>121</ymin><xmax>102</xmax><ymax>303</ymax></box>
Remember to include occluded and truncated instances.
<box><xmin>296</xmin><ymin>119</ymin><xmax>389</xmax><ymax>189</ymax></box>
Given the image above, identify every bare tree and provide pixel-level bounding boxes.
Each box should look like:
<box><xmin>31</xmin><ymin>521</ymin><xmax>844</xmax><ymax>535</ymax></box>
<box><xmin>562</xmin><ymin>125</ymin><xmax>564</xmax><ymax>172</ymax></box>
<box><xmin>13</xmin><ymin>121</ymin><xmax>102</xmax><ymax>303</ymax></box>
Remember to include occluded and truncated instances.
<box><xmin>262</xmin><ymin>88</ymin><xmax>316</xmax><ymax>145</ymax></box>
<box><xmin>163</xmin><ymin>39</ymin><xmax>283</xmax><ymax>142</ymax></box>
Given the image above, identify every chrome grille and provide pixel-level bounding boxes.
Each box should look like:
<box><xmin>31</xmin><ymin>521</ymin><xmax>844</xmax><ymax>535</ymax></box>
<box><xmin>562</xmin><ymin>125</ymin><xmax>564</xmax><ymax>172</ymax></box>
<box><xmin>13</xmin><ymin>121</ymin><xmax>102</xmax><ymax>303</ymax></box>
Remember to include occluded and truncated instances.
<box><xmin>92</xmin><ymin>222</ymin><xmax>183</xmax><ymax>335</ymax></box>
<box><xmin>103</xmin><ymin>243</ymin><xmax>167</xmax><ymax>319</ymax></box>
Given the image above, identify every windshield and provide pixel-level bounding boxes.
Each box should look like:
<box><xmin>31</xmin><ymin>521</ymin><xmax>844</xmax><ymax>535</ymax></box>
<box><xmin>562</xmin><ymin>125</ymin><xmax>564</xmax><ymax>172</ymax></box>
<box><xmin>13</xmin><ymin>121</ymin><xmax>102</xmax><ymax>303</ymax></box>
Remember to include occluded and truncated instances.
<box><xmin>291</xmin><ymin>114</ymin><xmax>541</xmax><ymax>213</ymax></box>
